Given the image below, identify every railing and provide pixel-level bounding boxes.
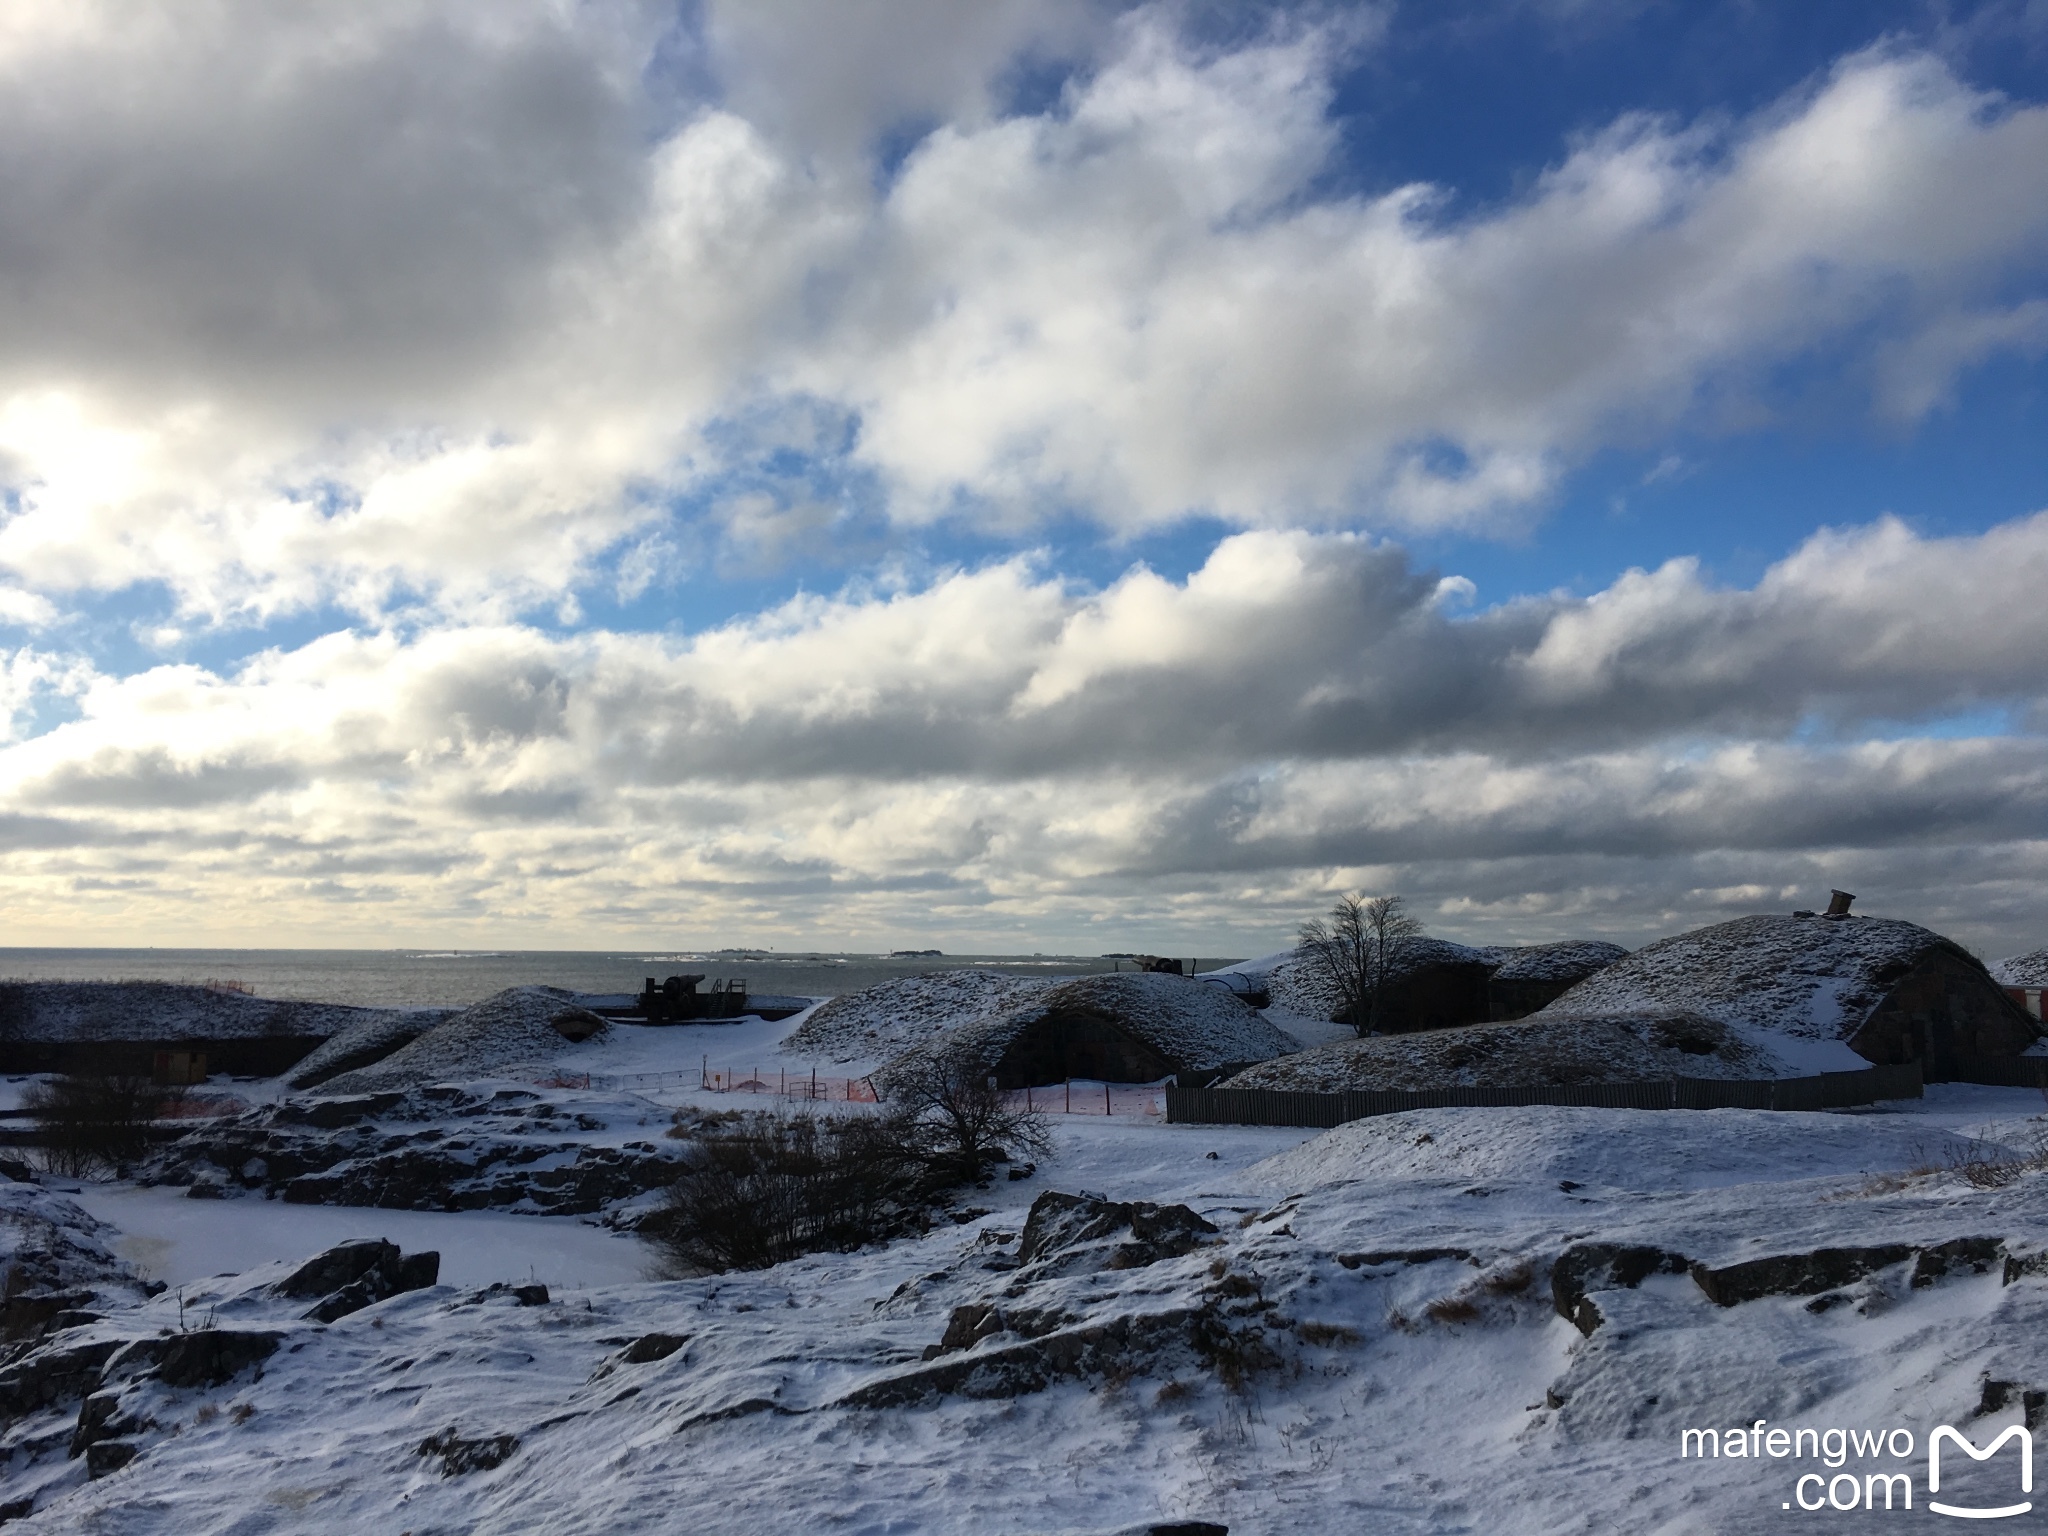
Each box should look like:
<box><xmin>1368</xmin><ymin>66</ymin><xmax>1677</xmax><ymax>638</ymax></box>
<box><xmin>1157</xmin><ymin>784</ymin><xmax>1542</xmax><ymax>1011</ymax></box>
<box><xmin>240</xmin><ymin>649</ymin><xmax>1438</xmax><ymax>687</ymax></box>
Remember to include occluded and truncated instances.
<box><xmin>1164</xmin><ymin>1062</ymin><xmax>1925</xmax><ymax>1128</ymax></box>
<box><xmin>1004</xmin><ymin>1081</ymin><xmax>1166</xmax><ymax>1118</ymax></box>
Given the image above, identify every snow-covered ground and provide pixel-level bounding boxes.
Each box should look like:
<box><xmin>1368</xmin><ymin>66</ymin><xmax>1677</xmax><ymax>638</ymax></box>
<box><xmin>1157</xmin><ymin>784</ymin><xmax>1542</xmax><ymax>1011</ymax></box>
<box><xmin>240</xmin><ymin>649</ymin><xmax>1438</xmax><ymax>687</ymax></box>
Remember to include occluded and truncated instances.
<box><xmin>60</xmin><ymin>1185</ymin><xmax>651</xmax><ymax>1291</ymax></box>
<box><xmin>9</xmin><ymin>994</ymin><xmax>2048</xmax><ymax>1532</ymax></box>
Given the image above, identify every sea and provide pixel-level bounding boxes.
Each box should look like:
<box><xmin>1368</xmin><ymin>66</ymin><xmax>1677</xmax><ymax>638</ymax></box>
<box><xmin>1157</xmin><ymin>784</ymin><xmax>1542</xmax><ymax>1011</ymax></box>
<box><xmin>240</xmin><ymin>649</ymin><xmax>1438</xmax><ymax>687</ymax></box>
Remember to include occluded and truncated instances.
<box><xmin>0</xmin><ymin>949</ymin><xmax>1248</xmax><ymax>1010</ymax></box>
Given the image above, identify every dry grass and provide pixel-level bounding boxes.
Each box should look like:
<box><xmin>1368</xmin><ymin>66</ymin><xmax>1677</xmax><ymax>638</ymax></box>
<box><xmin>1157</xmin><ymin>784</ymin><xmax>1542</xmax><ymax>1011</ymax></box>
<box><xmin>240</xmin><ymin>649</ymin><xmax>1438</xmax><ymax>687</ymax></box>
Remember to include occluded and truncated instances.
<box><xmin>1424</xmin><ymin>1295</ymin><xmax>1481</xmax><ymax>1324</ymax></box>
<box><xmin>1293</xmin><ymin>1320</ymin><xmax>1362</xmax><ymax>1347</ymax></box>
<box><xmin>1481</xmin><ymin>1259</ymin><xmax>1535</xmax><ymax>1295</ymax></box>
<box><xmin>1947</xmin><ymin>1130</ymin><xmax>2048</xmax><ymax>1188</ymax></box>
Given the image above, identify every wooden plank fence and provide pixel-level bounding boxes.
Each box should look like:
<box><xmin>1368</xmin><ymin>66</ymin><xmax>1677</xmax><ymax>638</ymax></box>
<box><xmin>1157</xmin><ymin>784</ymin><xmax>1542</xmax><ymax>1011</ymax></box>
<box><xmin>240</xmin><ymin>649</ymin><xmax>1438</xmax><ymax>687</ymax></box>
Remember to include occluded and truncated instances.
<box><xmin>1928</xmin><ymin>1054</ymin><xmax>2048</xmax><ymax>1089</ymax></box>
<box><xmin>1164</xmin><ymin>1062</ymin><xmax>1925</xmax><ymax>1128</ymax></box>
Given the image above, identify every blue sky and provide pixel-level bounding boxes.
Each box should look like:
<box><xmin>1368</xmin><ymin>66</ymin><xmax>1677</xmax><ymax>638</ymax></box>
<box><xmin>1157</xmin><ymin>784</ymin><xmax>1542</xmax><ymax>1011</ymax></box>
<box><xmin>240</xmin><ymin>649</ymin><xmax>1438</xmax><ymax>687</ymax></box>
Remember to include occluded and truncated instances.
<box><xmin>0</xmin><ymin>0</ymin><xmax>2045</xmax><ymax>956</ymax></box>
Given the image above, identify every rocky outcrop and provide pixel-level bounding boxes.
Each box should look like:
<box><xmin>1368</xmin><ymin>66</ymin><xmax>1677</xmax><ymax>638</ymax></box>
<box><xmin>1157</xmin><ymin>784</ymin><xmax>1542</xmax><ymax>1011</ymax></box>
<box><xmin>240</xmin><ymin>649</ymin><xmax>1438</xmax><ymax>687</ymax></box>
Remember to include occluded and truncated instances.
<box><xmin>1015</xmin><ymin>1191</ymin><xmax>1218</xmax><ymax>1278</ymax></box>
<box><xmin>418</xmin><ymin>1427</ymin><xmax>522</xmax><ymax>1476</ymax></box>
<box><xmin>1690</xmin><ymin>1244</ymin><xmax>1917</xmax><ymax>1306</ymax></box>
<box><xmin>1550</xmin><ymin>1244</ymin><xmax>1690</xmax><ymax>1335</ymax></box>
<box><xmin>137</xmin><ymin>1088</ymin><xmax>685</xmax><ymax>1220</ymax></box>
<box><xmin>274</xmin><ymin>1238</ymin><xmax>440</xmax><ymax>1322</ymax></box>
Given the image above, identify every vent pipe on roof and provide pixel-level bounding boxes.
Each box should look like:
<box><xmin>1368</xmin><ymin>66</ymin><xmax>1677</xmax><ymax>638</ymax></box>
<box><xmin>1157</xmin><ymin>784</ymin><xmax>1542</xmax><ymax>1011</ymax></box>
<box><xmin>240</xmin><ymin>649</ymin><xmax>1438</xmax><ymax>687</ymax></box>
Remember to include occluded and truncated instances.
<box><xmin>1824</xmin><ymin>889</ymin><xmax>1856</xmax><ymax>919</ymax></box>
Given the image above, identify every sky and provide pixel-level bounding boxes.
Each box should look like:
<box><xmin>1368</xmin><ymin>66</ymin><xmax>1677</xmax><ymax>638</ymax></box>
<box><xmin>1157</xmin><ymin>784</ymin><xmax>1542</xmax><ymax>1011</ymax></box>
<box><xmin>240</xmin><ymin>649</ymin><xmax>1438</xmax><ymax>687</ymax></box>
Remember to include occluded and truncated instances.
<box><xmin>1</xmin><ymin>0</ymin><xmax>2047</xmax><ymax>958</ymax></box>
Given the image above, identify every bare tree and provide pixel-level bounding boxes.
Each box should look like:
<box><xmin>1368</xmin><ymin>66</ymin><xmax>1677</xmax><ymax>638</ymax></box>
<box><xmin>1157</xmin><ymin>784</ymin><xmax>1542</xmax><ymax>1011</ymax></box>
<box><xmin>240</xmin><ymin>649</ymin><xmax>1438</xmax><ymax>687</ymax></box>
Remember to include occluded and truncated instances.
<box><xmin>884</xmin><ymin>1056</ymin><xmax>1054</xmax><ymax>1187</ymax></box>
<box><xmin>1295</xmin><ymin>893</ymin><xmax>1424</xmax><ymax>1034</ymax></box>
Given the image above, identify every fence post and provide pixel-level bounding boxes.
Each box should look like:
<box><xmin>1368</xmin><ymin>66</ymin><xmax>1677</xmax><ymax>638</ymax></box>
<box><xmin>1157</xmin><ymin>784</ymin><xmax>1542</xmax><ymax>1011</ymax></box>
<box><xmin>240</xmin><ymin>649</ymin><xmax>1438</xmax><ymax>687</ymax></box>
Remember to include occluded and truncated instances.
<box><xmin>1065</xmin><ymin>1080</ymin><xmax>1071</xmax><ymax>1114</ymax></box>
<box><xmin>1105</xmin><ymin>1082</ymin><xmax>1111</xmax><ymax>1116</ymax></box>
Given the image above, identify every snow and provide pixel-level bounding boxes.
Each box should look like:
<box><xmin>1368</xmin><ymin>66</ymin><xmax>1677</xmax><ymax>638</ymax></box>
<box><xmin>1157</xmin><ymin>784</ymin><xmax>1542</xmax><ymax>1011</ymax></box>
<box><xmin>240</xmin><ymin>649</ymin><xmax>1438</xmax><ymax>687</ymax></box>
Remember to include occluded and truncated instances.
<box><xmin>1991</xmin><ymin>948</ymin><xmax>2048</xmax><ymax>986</ymax></box>
<box><xmin>280</xmin><ymin>1007</ymin><xmax>451</xmax><ymax>1088</ymax></box>
<box><xmin>317</xmin><ymin>987</ymin><xmax>612</xmax><ymax>1094</ymax></box>
<box><xmin>16</xmin><ymin>1033</ymin><xmax>2048</xmax><ymax>1534</ymax></box>
<box><xmin>1246</xmin><ymin>1103</ymin><xmax>1994</xmax><ymax>1194</ymax></box>
<box><xmin>1543</xmin><ymin>912</ymin><xmax>1977</xmax><ymax>1040</ymax></box>
<box><xmin>1216</xmin><ymin>937</ymin><xmax>1624</xmax><ymax>1023</ymax></box>
<box><xmin>11</xmin><ymin>1087</ymin><xmax>2048</xmax><ymax>1531</ymax></box>
<box><xmin>781</xmin><ymin>969</ymin><xmax>1051</xmax><ymax>1067</ymax></box>
<box><xmin>0</xmin><ymin>1178</ymin><xmax>139</xmax><ymax>1303</ymax></box>
<box><xmin>0</xmin><ymin>980</ymin><xmax>425</xmax><ymax>1043</ymax></box>
<box><xmin>1489</xmin><ymin>939</ymin><xmax>1629</xmax><ymax>983</ymax></box>
<box><xmin>1252</xmin><ymin>937</ymin><xmax>1499</xmax><ymax>1022</ymax></box>
<box><xmin>61</xmin><ymin>1184</ymin><xmax>651</xmax><ymax>1291</ymax></box>
<box><xmin>877</xmin><ymin>971</ymin><xmax>1301</xmax><ymax>1083</ymax></box>
<box><xmin>1219</xmin><ymin>1009</ymin><xmax>1786</xmax><ymax>1091</ymax></box>
<box><xmin>781</xmin><ymin>969</ymin><xmax>1299</xmax><ymax>1083</ymax></box>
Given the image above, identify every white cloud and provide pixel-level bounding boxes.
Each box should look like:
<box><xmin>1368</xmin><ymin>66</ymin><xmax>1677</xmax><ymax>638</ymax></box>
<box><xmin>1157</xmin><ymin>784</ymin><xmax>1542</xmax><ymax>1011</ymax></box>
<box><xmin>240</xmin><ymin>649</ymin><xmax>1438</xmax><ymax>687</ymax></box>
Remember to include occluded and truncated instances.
<box><xmin>0</xmin><ymin>5</ymin><xmax>2044</xmax><ymax>950</ymax></box>
<box><xmin>2</xmin><ymin>513</ymin><xmax>2047</xmax><ymax>948</ymax></box>
<box><xmin>0</xmin><ymin>10</ymin><xmax>2041</xmax><ymax>617</ymax></box>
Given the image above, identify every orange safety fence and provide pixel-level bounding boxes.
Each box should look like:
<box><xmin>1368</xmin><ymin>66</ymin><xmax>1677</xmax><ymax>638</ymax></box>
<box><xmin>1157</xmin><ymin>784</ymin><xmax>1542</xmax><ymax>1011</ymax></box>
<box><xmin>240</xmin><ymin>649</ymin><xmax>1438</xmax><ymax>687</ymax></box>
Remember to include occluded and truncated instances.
<box><xmin>701</xmin><ymin>1067</ymin><xmax>880</xmax><ymax>1101</ymax></box>
<box><xmin>527</xmin><ymin>1066</ymin><xmax>1168</xmax><ymax>1117</ymax></box>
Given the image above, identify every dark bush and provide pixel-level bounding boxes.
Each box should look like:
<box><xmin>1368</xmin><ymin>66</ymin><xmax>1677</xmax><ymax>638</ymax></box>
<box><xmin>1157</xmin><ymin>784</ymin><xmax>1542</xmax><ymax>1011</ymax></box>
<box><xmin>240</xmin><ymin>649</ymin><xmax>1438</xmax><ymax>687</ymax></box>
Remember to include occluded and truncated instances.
<box><xmin>645</xmin><ymin>1062</ymin><xmax>1055</xmax><ymax>1276</ymax></box>
<box><xmin>24</xmin><ymin>1073</ymin><xmax>173</xmax><ymax>1177</ymax></box>
<box><xmin>642</xmin><ymin>1110</ymin><xmax>925</xmax><ymax>1275</ymax></box>
<box><xmin>882</xmin><ymin>1056</ymin><xmax>1053</xmax><ymax>1187</ymax></box>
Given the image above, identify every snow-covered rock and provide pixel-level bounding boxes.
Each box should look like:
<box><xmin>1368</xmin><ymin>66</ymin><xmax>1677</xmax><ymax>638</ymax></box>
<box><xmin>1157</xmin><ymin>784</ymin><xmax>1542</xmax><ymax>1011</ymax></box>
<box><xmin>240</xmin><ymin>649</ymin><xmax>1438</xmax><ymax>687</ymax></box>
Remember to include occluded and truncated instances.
<box><xmin>1489</xmin><ymin>939</ymin><xmax>1629</xmax><ymax>983</ymax></box>
<box><xmin>282</xmin><ymin>1008</ymin><xmax>453</xmax><ymax>1089</ymax></box>
<box><xmin>1992</xmin><ymin>948</ymin><xmax>2048</xmax><ymax>987</ymax></box>
<box><xmin>1222</xmin><ymin>937</ymin><xmax>1626</xmax><ymax>1025</ymax></box>
<box><xmin>1217</xmin><ymin>1009</ymin><xmax>1782</xmax><ymax>1092</ymax></box>
<box><xmin>317</xmin><ymin>987</ymin><xmax>610</xmax><ymax>1094</ymax></box>
<box><xmin>781</xmin><ymin>969</ymin><xmax>1051</xmax><ymax>1066</ymax></box>
<box><xmin>11</xmin><ymin>1090</ymin><xmax>2048</xmax><ymax>1533</ymax></box>
<box><xmin>1245</xmin><ymin>1103</ymin><xmax>1990</xmax><ymax>1193</ymax></box>
<box><xmin>878</xmin><ymin>971</ymin><xmax>1301</xmax><ymax>1087</ymax></box>
<box><xmin>1543</xmin><ymin>913</ymin><xmax>2031</xmax><ymax>1058</ymax></box>
<box><xmin>0</xmin><ymin>980</ymin><xmax>425</xmax><ymax>1044</ymax></box>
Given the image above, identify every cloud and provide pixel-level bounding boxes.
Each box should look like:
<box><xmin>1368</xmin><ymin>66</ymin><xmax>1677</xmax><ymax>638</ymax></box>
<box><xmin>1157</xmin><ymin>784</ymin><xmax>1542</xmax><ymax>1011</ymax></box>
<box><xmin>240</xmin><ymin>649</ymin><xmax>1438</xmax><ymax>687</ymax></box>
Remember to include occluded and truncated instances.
<box><xmin>0</xmin><ymin>10</ymin><xmax>2042</xmax><ymax>619</ymax></box>
<box><xmin>0</xmin><ymin>5</ymin><xmax>2045</xmax><ymax>951</ymax></box>
<box><xmin>2</xmin><ymin>512</ymin><xmax>2046</xmax><ymax>948</ymax></box>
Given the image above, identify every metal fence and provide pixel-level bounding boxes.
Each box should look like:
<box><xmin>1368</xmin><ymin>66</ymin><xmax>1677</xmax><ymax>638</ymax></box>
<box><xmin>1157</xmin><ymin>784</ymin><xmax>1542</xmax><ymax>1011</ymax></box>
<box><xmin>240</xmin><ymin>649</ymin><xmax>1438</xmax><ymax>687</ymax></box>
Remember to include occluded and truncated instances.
<box><xmin>1164</xmin><ymin>1061</ymin><xmax>1926</xmax><ymax>1128</ymax></box>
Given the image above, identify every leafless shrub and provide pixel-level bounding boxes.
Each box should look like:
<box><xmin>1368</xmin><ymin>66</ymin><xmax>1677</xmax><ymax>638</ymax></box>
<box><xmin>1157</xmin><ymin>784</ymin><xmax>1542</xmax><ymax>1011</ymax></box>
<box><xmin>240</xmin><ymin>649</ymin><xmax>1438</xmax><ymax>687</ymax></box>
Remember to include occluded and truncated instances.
<box><xmin>1945</xmin><ymin>1126</ymin><xmax>2048</xmax><ymax>1189</ymax></box>
<box><xmin>649</xmin><ymin>1062</ymin><xmax>1057</xmax><ymax>1276</ymax></box>
<box><xmin>642</xmin><ymin>1109</ymin><xmax>924</xmax><ymax>1275</ymax></box>
<box><xmin>24</xmin><ymin>1072</ymin><xmax>173</xmax><ymax>1177</ymax></box>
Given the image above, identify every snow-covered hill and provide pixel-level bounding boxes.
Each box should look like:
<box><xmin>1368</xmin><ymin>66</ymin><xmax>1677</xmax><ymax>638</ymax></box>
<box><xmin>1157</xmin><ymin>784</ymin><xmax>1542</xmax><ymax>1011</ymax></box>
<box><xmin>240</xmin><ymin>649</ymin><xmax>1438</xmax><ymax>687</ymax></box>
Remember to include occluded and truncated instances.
<box><xmin>1219</xmin><ymin>1009</ymin><xmax>1783</xmax><ymax>1091</ymax></box>
<box><xmin>7</xmin><ymin>1080</ymin><xmax>2048</xmax><ymax>1532</ymax></box>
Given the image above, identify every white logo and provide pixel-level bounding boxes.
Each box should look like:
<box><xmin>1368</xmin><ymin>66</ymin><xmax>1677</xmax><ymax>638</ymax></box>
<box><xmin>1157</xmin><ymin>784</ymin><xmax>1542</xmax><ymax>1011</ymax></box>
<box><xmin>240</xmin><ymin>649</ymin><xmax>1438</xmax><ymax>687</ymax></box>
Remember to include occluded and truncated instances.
<box><xmin>1929</xmin><ymin>1425</ymin><xmax>2033</xmax><ymax>1520</ymax></box>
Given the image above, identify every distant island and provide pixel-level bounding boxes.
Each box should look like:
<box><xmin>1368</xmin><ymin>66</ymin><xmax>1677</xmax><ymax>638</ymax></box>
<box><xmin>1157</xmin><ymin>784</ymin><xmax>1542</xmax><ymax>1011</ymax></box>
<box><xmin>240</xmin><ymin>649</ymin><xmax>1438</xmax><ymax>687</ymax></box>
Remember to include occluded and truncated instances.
<box><xmin>889</xmin><ymin>949</ymin><xmax>944</xmax><ymax>958</ymax></box>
